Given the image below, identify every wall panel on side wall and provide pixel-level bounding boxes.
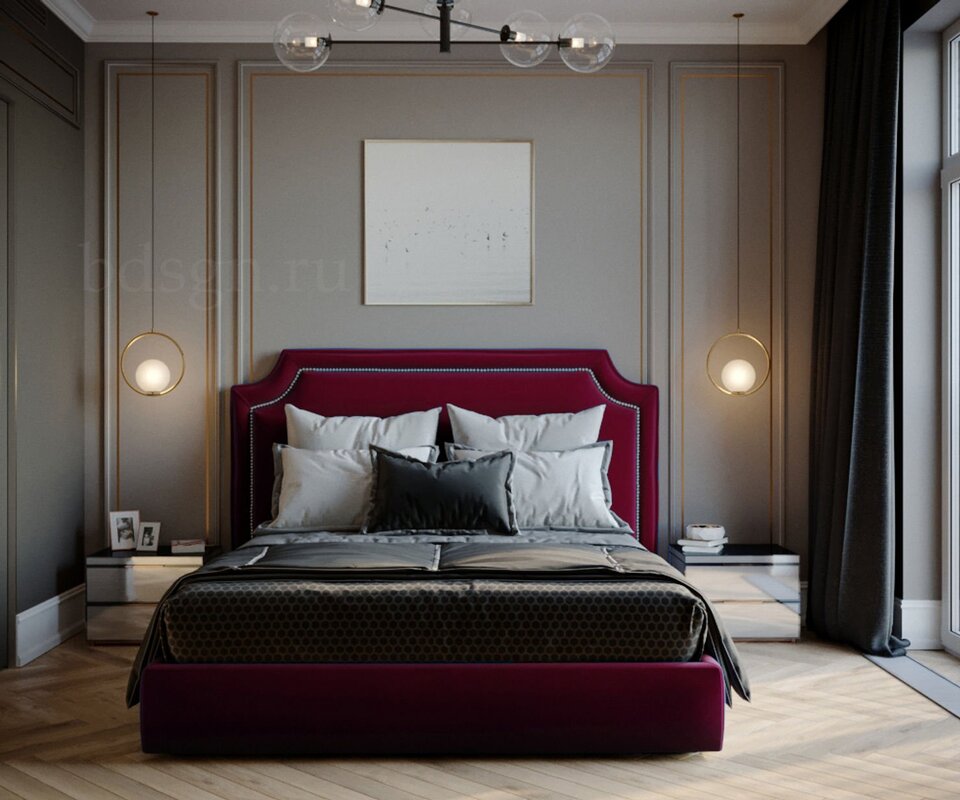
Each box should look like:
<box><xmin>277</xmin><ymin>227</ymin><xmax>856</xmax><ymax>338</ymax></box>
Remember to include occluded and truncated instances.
<box><xmin>5</xmin><ymin>77</ymin><xmax>85</xmax><ymax>612</ymax></box>
<box><xmin>104</xmin><ymin>62</ymin><xmax>219</xmax><ymax>545</ymax></box>
<box><xmin>0</xmin><ymin>7</ymin><xmax>80</xmax><ymax>127</ymax></box>
<box><xmin>670</xmin><ymin>63</ymin><xmax>784</xmax><ymax>546</ymax></box>
<box><xmin>0</xmin><ymin>98</ymin><xmax>8</xmax><ymax>664</ymax></box>
<box><xmin>237</xmin><ymin>61</ymin><xmax>651</xmax><ymax>388</ymax></box>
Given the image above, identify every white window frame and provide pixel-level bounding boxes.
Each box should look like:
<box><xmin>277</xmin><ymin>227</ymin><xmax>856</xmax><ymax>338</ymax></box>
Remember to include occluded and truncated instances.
<box><xmin>941</xmin><ymin>18</ymin><xmax>960</xmax><ymax>656</ymax></box>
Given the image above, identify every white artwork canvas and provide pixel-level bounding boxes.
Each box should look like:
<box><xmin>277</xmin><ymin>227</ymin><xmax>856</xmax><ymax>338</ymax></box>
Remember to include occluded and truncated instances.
<box><xmin>363</xmin><ymin>140</ymin><xmax>533</xmax><ymax>305</ymax></box>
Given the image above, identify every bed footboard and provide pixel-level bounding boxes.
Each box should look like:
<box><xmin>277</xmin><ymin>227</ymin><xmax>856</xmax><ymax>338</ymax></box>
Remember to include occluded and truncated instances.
<box><xmin>140</xmin><ymin>658</ymin><xmax>725</xmax><ymax>755</ymax></box>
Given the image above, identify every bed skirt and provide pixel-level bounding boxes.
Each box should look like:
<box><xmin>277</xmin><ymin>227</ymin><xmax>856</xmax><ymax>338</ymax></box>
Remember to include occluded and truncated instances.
<box><xmin>139</xmin><ymin>657</ymin><xmax>726</xmax><ymax>755</ymax></box>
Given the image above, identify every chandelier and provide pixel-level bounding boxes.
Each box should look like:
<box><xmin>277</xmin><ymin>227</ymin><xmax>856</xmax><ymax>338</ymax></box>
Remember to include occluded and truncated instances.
<box><xmin>273</xmin><ymin>1</ymin><xmax>616</xmax><ymax>74</ymax></box>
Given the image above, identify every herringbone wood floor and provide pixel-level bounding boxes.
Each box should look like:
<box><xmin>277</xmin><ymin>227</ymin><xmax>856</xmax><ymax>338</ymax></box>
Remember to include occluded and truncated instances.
<box><xmin>0</xmin><ymin>636</ymin><xmax>958</xmax><ymax>799</ymax></box>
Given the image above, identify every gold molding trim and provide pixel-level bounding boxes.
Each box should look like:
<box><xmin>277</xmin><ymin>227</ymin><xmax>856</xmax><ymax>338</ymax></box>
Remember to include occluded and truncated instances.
<box><xmin>677</xmin><ymin>67</ymin><xmax>781</xmax><ymax>543</ymax></box>
<box><xmin>113</xmin><ymin>68</ymin><xmax>216</xmax><ymax>538</ymax></box>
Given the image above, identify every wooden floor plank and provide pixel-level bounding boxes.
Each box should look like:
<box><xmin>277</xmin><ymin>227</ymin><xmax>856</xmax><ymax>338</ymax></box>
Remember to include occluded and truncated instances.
<box><xmin>289</xmin><ymin>761</ymin><xmax>435</xmax><ymax>800</ymax></box>
<box><xmin>8</xmin><ymin>760</ymin><xmax>127</xmax><ymax>800</ymax></box>
<box><xmin>59</xmin><ymin>762</ymin><xmax>185</xmax><ymax>800</ymax></box>
<box><xmin>387</xmin><ymin>760</ymin><xmax>527</xmax><ymax>800</ymax></box>
<box><xmin>197</xmin><ymin>762</ymin><xmax>331</xmax><ymax>800</ymax></box>
<box><xmin>0</xmin><ymin>764</ymin><xmax>74</xmax><ymax>800</ymax></box>
<box><xmin>330</xmin><ymin>759</ymin><xmax>496</xmax><ymax>800</ymax></box>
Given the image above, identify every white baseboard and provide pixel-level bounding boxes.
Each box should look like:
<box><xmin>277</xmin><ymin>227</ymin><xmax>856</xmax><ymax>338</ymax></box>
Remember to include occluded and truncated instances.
<box><xmin>15</xmin><ymin>584</ymin><xmax>86</xmax><ymax>666</ymax></box>
<box><xmin>895</xmin><ymin>597</ymin><xmax>943</xmax><ymax>650</ymax></box>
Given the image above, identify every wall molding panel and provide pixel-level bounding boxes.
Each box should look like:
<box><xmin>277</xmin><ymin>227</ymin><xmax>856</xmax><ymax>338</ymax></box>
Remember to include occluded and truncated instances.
<box><xmin>0</xmin><ymin>98</ymin><xmax>10</xmax><ymax>667</ymax></box>
<box><xmin>103</xmin><ymin>61</ymin><xmax>220</xmax><ymax>546</ymax></box>
<box><xmin>669</xmin><ymin>63</ymin><xmax>785</xmax><ymax>546</ymax></box>
<box><xmin>237</xmin><ymin>59</ymin><xmax>652</xmax><ymax>387</ymax></box>
<box><xmin>0</xmin><ymin>6</ymin><xmax>80</xmax><ymax>126</ymax></box>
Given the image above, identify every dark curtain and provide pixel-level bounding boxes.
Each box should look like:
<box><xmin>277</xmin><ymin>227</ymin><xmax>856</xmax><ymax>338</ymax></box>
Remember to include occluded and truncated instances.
<box><xmin>808</xmin><ymin>0</ymin><xmax>909</xmax><ymax>656</ymax></box>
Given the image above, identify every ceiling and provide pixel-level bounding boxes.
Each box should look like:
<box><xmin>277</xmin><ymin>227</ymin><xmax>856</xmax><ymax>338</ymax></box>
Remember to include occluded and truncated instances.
<box><xmin>41</xmin><ymin>0</ymin><xmax>848</xmax><ymax>44</ymax></box>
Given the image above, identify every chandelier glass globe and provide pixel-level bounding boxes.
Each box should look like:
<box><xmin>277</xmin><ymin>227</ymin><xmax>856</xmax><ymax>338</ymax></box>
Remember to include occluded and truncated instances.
<box><xmin>328</xmin><ymin>0</ymin><xmax>383</xmax><ymax>32</ymax></box>
<box><xmin>500</xmin><ymin>10</ymin><xmax>552</xmax><ymax>69</ymax></box>
<box><xmin>273</xmin><ymin>13</ymin><xmax>331</xmax><ymax>72</ymax></box>
<box><xmin>559</xmin><ymin>13</ymin><xmax>616</xmax><ymax>73</ymax></box>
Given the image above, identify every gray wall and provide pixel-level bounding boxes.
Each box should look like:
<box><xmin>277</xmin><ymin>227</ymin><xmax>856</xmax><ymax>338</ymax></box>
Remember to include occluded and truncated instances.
<box><xmin>84</xmin><ymin>39</ymin><xmax>825</xmax><ymax>571</ymax></box>
<box><xmin>0</xmin><ymin>0</ymin><xmax>86</xmax><ymax>627</ymax></box>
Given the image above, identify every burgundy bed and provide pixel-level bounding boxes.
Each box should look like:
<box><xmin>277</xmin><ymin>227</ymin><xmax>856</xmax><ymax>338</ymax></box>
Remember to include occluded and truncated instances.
<box><xmin>138</xmin><ymin>349</ymin><xmax>730</xmax><ymax>755</ymax></box>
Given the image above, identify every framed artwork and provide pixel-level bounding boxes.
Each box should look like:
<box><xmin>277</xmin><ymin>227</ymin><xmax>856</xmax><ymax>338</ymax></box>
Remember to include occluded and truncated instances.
<box><xmin>137</xmin><ymin>521</ymin><xmax>161</xmax><ymax>552</ymax></box>
<box><xmin>363</xmin><ymin>140</ymin><xmax>534</xmax><ymax>305</ymax></box>
<box><xmin>109</xmin><ymin>510</ymin><xmax>140</xmax><ymax>552</ymax></box>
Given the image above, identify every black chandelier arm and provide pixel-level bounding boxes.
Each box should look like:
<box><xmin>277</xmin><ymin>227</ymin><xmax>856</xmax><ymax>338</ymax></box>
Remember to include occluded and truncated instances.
<box><xmin>439</xmin><ymin>1</ymin><xmax>450</xmax><ymax>52</ymax></box>
<box><xmin>317</xmin><ymin>37</ymin><xmax>565</xmax><ymax>48</ymax></box>
<box><xmin>380</xmin><ymin>2</ymin><xmax>519</xmax><ymax>40</ymax></box>
<box><xmin>316</xmin><ymin>37</ymin><xmax>572</xmax><ymax>50</ymax></box>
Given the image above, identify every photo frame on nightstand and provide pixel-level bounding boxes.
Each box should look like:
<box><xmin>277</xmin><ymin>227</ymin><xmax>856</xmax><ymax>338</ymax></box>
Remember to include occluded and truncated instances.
<box><xmin>137</xmin><ymin>521</ymin><xmax>161</xmax><ymax>552</ymax></box>
<box><xmin>108</xmin><ymin>510</ymin><xmax>140</xmax><ymax>551</ymax></box>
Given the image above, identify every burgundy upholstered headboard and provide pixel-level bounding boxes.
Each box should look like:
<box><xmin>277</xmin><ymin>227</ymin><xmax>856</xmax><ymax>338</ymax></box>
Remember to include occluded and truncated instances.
<box><xmin>231</xmin><ymin>349</ymin><xmax>659</xmax><ymax>551</ymax></box>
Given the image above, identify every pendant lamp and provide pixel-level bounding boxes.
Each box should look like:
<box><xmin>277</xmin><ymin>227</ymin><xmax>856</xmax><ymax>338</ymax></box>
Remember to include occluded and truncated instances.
<box><xmin>120</xmin><ymin>11</ymin><xmax>185</xmax><ymax>397</ymax></box>
<box><xmin>706</xmin><ymin>13</ymin><xmax>771</xmax><ymax>397</ymax></box>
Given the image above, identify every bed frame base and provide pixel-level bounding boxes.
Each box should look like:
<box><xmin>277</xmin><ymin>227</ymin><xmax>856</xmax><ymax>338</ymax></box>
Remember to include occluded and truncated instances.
<box><xmin>140</xmin><ymin>658</ymin><xmax>725</xmax><ymax>755</ymax></box>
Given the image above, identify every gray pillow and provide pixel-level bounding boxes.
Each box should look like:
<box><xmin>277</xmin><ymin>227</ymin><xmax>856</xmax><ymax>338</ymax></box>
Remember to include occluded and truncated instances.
<box><xmin>445</xmin><ymin>441</ymin><xmax>628</xmax><ymax>530</ymax></box>
<box><xmin>363</xmin><ymin>446</ymin><xmax>518</xmax><ymax>534</ymax></box>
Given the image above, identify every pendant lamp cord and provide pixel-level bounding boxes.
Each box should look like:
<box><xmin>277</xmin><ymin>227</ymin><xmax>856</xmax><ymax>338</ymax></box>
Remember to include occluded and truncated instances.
<box><xmin>149</xmin><ymin>11</ymin><xmax>157</xmax><ymax>334</ymax></box>
<box><xmin>735</xmin><ymin>12</ymin><xmax>742</xmax><ymax>333</ymax></box>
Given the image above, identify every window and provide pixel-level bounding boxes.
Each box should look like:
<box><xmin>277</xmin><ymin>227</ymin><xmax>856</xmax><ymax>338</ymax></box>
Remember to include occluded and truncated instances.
<box><xmin>942</xmin><ymin>19</ymin><xmax>960</xmax><ymax>656</ymax></box>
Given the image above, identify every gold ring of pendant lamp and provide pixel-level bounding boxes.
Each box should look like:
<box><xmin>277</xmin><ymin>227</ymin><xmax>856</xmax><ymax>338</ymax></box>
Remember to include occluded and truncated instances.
<box><xmin>120</xmin><ymin>331</ymin><xmax>185</xmax><ymax>397</ymax></box>
<box><xmin>705</xmin><ymin>331</ymin><xmax>771</xmax><ymax>397</ymax></box>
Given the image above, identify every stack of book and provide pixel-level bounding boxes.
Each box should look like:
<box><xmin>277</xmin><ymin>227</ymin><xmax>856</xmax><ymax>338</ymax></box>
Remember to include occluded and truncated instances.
<box><xmin>171</xmin><ymin>538</ymin><xmax>206</xmax><ymax>554</ymax></box>
<box><xmin>677</xmin><ymin>524</ymin><xmax>728</xmax><ymax>554</ymax></box>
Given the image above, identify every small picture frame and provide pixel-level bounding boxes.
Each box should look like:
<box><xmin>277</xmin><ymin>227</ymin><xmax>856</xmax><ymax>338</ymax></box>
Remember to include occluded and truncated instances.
<box><xmin>109</xmin><ymin>510</ymin><xmax>140</xmax><ymax>552</ymax></box>
<box><xmin>137</xmin><ymin>521</ymin><xmax>161</xmax><ymax>552</ymax></box>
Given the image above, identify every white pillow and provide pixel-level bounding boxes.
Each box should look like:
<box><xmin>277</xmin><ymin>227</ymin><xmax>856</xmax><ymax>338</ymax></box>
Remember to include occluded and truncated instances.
<box><xmin>446</xmin><ymin>441</ymin><xmax>627</xmax><ymax>530</ymax></box>
<box><xmin>447</xmin><ymin>404</ymin><xmax>604</xmax><ymax>451</ymax></box>
<box><xmin>270</xmin><ymin>442</ymin><xmax>438</xmax><ymax>518</ymax></box>
<box><xmin>285</xmin><ymin>405</ymin><xmax>442</xmax><ymax>451</ymax></box>
<box><xmin>268</xmin><ymin>445</ymin><xmax>437</xmax><ymax>531</ymax></box>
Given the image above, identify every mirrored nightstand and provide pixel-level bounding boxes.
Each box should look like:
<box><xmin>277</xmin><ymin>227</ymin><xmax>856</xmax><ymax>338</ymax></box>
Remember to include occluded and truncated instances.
<box><xmin>85</xmin><ymin>546</ymin><xmax>219</xmax><ymax>644</ymax></box>
<box><xmin>668</xmin><ymin>543</ymin><xmax>800</xmax><ymax>641</ymax></box>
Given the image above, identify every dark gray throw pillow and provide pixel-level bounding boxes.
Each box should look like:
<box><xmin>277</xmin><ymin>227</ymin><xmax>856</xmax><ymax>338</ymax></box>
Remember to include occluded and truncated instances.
<box><xmin>363</xmin><ymin>446</ymin><xmax>518</xmax><ymax>534</ymax></box>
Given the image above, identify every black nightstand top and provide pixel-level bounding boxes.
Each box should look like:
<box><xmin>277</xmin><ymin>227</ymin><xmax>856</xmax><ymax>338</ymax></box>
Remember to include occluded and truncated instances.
<box><xmin>668</xmin><ymin>542</ymin><xmax>799</xmax><ymax>565</ymax></box>
<box><xmin>86</xmin><ymin>545</ymin><xmax>221</xmax><ymax>565</ymax></box>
